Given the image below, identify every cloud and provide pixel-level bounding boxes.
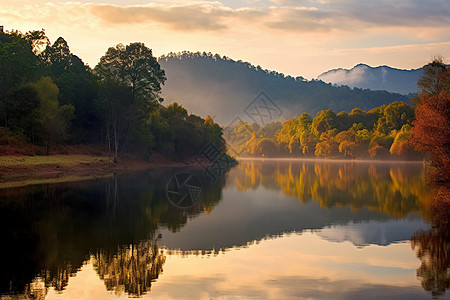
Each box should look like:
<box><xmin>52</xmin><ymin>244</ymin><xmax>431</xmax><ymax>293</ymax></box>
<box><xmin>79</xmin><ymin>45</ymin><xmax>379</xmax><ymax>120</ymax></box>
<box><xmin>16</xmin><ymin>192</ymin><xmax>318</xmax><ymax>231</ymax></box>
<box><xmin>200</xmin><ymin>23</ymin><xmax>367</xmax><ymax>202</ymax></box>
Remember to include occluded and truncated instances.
<box><xmin>88</xmin><ymin>3</ymin><xmax>234</xmax><ymax>31</ymax></box>
<box><xmin>264</xmin><ymin>0</ymin><xmax>450</xmax><ymax>32</ymax></box>
<box><xmin>263</xmin><ymin>6</ymin><xmax>345</xmax><ymax>32</ymax></box>
<box><xmin>1</xmin><ymin>0</ymin><xmax>449</xmax><ymax>78</ymax></box>
<box><xmin>3</xmin><ymin>1</ymin><xmax>450</xmax><ymax>34</ymax></box>
<box><xmin>326</xmin><ymin>0</ymin><xmax>450</xmax><ymax>28</ymax></box>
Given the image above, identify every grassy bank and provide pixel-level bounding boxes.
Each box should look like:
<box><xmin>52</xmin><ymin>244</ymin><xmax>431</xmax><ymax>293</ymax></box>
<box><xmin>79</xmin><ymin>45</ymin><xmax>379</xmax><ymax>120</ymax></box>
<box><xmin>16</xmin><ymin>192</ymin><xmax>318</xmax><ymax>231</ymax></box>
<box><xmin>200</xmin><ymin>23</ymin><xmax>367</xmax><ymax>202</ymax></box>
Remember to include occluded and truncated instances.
<box><xmin>0</xmin><ymin>151</ymin><xmax>212</xmax><ymax>189</ymax></box>
<box><xmin>0</xmin><ymin>154</ymin><xmax>112</xmax><ymax>167</ymax></box>
<box><xmin>0</xmin><ymin>154</ymin><xmax>115</xmax><ymax>188</ymax></box>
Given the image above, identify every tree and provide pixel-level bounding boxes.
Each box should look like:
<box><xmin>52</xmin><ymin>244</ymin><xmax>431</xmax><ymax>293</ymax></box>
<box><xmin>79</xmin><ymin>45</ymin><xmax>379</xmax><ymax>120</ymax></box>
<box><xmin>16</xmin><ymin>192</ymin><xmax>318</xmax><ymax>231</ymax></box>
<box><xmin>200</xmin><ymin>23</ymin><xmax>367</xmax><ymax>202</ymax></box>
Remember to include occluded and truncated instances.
<box><xmin>41</xmin><ymin>37</ymin><xmax>99</xmax><ymax>142</ymax></box>
<box><xmin>338</xmin><ymin>141</ymin><xmax>358</xmax><ymax>158</ymax></box>
<box><xmin>275</xmin><ymin>118</ymin><xmax>297</xmax><ymax>145</ymax></box>
<box><xmin>336</xmin><ymin>111</ymin><xmax>351</xmax><ymax>131</ymax></box>
<box><xmin>300</xmin><ymin>130</ymin><xmax>317</xmax><ymax>156</ymax></box>
<box><xmin>40</xmin><ymin>37</ymin><xmax>88</xmax><ymax>76</ymax></box>
<box><xmin>390</xmin><ymin>124</ymin><xmax>416</xmax><ymax>157</ymax></box>
<box><xmin>384</xmin><ymin>101</ymin><xmax>414</xmax><ymax>131</ymax></box>
<box><xmin>203</xmin><ymin>115</ymin><xmax>224</xmax><ymax>149</ymax></box>
<box><xmin>335</xmin><ymin>130</ymin><xmax>356</xmax><ymax>157</ymax></box>
<box><xmin>410</xmin><ymin>58</ymin><xmax>450</xmax><ymax>183</ymax></box>
<box><xmin>94</xmin><ymin>42</ymin><xmax>166</xmax><ymax>161</ymax></box>
<box><xmin>368</xmin><ymin>145</ymin><xmax>390</xmax><ymax>159</ymax></box>
<box><xmin>95</xmin><ymin>43</ymin><xmax>165</xmax><ymax>109</ymax></box>
<box><xmin>311</xmin><ymin>109</ymin><xmax>337</xmax><ymax>137</ymax></box>
<box><xmin>315</xmin><ymin>140</ymin><xmax>338</xmax><ymax>157</ymax></box>
<box><xmin>0</xmin><ymin>30</ymin><xmax>43</xmax><ymax>126</ymax></box>
<box><xmin>417</xmin><ymin>56</ymin><xmax>449</xmax><ymax>96</ymax></box>
<box><xmin>33</xmin><ymin>77</ymin><xmax>74</xmax><ymax>155</ymax></box>
<box><xmin>257</xmin><ymin>138</ymin><xmax>278</xmax><ymax>157</ymax></box>
<box><xmin>4</xmin><ymin>84</ymin><xmax>40</xmax><ymax>140</ymax></box>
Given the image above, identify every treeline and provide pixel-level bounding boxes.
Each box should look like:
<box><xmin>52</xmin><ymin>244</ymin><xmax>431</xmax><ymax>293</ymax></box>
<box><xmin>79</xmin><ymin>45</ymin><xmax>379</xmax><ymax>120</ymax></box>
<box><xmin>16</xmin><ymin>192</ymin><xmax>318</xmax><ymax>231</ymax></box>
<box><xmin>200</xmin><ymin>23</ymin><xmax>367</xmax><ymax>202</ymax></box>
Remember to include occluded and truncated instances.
<box><xmin>227</xmin><ymin>58</ymin><xmax>449</xmax><ymax>167</ymax></box>
<box><xmin>228</xmin><ymin>101</ymin><xmax>420</xmax><ymax>159</ymax></box>
<box><xmin>0</xmin><ymin>29</ymin><xmax>225</xmax><ymax>160</ymax></box>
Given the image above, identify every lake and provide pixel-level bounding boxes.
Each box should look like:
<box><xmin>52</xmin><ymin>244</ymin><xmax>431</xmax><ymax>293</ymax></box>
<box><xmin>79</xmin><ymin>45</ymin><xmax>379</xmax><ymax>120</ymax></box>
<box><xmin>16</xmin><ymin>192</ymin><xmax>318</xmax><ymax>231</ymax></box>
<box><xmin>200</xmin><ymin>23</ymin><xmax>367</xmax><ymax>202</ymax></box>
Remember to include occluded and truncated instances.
<box><xmin>0</xmin><ymin>159</ymin><xmax>448</xmax><ymax>299</ymax></box>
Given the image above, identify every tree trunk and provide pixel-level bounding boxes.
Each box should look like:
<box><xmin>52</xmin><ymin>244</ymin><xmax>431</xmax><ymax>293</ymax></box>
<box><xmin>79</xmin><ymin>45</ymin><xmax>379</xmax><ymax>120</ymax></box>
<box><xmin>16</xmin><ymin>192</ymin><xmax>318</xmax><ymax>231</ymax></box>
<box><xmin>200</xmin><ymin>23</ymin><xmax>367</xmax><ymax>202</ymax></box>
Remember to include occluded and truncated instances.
<box><xmin>113</xmin><ymin>122</ymin><xmax>118</xmax><ymax>163</ymax></box>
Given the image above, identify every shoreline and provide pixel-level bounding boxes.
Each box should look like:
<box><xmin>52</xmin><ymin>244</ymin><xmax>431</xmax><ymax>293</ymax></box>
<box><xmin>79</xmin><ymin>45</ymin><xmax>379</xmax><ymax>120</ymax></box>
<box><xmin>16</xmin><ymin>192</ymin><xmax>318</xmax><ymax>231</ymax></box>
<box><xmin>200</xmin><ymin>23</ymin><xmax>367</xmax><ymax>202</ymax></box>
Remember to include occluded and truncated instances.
<box><xmin>0</xmin><ymin>153</ymin><xmax>427</xmax><ymax>189</ymax></box>
<box><xmin>237</xmin><ymin>157</ymin><xmax>426</xmax><ymax>164</ymax></box>
<box><xmin>0</xmin><ymin>153</ymin><xmax>205</xmax><ymax>189</ymax></box>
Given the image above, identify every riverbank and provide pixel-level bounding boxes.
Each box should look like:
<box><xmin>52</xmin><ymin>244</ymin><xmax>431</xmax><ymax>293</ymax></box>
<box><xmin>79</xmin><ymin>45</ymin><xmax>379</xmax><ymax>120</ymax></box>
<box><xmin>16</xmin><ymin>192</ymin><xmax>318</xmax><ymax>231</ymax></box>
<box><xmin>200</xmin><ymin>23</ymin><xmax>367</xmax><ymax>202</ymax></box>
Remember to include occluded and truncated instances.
<box><xmin>0</xmin><ymin>151</ymin><xmax>205</xmax><ymax>189</ymax></box>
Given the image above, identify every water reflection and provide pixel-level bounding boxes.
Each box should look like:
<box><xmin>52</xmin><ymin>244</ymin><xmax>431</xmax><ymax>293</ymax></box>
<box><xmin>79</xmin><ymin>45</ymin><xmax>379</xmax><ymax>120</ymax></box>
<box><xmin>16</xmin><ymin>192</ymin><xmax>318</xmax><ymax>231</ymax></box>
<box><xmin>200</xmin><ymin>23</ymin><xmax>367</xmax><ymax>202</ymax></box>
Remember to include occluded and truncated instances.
<box><xmin>0</xmin><ymin>160</ymin><xmax>447</xmax><ymax>299</ymax></box>
<box><xmin>0</xmin><ymin>168</ymin><xmax>226</xmax><ymax>298</ymax></box>
<box><xmin>232</xmin><ymin>160</ymin><xmax>431</xmax><ymax>219</ymax></box>
<box><xmin>411</xmin><ymin>229</ymin><xmax>449</xmax><ymax>299</ymax></box>
<box><xmin>93</xmin><ymin>240</ymin><xmax>166</xmax><ymax>297</ymax></box>
<box><xmin>411</xmin><ymin>186</ymin><xmax>450</xmax><ymax>299</ymax></box>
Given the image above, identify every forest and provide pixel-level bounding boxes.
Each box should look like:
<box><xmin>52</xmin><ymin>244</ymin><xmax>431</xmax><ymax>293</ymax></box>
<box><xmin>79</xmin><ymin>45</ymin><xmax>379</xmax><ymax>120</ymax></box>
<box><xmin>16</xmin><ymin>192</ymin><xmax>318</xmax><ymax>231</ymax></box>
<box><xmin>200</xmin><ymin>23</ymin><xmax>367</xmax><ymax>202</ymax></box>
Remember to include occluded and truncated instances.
<box><xmin>226</xmin><ymin>100</ymin><xmax>420</xmax><ymax>160</ymax></box>
<box><xmin>224</xmin><ymin>58</ymin><xmax>449</xmax><ymax>166</ymax></box>
<box><xmin>0</xmin><ymin>29</ymin><xmax>225</xmax><ymax>161</ymax></box>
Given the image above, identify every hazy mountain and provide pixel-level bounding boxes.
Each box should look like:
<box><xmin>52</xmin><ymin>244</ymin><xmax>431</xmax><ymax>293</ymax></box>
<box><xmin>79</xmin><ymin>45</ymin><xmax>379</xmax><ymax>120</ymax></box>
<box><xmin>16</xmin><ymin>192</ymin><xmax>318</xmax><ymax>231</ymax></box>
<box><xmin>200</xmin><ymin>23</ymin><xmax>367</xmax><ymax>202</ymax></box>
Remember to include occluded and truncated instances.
<box><xmin>318</xmin><ymin>64</ymin><xmax>423</xmax><ymax>95</ymax></box>
<box><xmin>159</xmin><ymin>52</ymin><xmax>410</xmax><ymax>125</ymax></box>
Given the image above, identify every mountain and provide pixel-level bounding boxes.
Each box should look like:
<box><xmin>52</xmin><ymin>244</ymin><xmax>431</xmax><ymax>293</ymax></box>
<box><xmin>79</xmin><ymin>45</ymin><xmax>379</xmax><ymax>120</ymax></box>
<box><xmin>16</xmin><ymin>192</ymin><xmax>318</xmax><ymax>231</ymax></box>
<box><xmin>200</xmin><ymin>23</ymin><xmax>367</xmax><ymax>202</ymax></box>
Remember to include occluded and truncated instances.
<box><xmin>158</xmin><ymin>52</ymin><xmax>410</xmax><ymax>125</ymax></box>
<box><xmin>317</xmin><ymin>64</ymin><xmax>423</xmax><ymax>95</ymax></box>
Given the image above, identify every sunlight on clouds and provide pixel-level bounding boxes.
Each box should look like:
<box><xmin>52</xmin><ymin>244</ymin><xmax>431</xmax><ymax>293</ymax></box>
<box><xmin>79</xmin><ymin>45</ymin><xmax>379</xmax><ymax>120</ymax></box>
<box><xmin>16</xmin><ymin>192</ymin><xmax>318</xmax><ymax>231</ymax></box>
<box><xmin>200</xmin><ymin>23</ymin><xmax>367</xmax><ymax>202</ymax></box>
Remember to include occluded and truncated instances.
<box><xmin>88</xmin><ymin>3</ymin><xmax>233</xmax><ymax>31</ymax></box>
<box><xmin>44</xmin><ymin>232</ymin><xmax>424</xmax><ymax>299</ymax></box>
<box><xmin>0</xmin><ymin>0</ymin><xmax>449</xmax><ymax>77</ymax></box>
<box><xmin>148</xmin><ymin>232</ymin><xmax>421</xmax><ymax>300</ymax></box>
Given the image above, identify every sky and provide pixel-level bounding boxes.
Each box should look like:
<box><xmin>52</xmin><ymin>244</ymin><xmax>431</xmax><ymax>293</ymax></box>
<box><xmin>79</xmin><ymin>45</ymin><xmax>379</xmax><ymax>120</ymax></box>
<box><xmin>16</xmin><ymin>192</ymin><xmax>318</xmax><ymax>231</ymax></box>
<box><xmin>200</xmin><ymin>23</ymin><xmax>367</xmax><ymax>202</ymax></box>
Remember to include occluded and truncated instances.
<box><xmin>1</xmin><ymin>0</ymin><xmax>450</xmax><ymax>79</ymax></box>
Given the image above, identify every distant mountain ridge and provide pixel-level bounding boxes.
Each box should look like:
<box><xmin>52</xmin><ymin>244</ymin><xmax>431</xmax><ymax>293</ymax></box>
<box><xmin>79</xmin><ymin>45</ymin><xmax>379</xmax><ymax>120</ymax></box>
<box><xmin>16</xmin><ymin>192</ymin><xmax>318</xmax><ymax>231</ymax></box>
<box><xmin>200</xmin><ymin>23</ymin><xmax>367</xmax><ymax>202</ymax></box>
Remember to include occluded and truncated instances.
<box><xmin>158</xmin><ymin>52</ymin><xmax>410</xmax><ymax>125</ymax></box>
<box><xmin>317</xmin><ymin>64</ymin><xmax>423</xmax><ymax>95</ymax></box>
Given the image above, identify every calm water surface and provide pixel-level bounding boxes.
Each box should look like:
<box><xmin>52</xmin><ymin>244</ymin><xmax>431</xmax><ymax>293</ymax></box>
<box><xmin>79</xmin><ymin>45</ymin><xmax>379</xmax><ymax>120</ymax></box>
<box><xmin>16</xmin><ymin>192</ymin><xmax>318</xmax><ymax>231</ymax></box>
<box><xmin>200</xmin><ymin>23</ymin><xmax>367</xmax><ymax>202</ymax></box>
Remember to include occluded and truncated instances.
<box><xmin>0</xmin><ymin>160</ymin><xmax>448</xmax><ymax>299</ymax></box>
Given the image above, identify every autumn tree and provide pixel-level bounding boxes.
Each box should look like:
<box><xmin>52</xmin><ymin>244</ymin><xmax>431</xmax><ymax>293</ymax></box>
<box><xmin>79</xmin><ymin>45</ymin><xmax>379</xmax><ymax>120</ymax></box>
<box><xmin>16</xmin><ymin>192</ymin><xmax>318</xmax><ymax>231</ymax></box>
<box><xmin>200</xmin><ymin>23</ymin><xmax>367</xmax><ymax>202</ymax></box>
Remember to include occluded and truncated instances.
<box><xmin>300</xmin><ymin>130</ymin><xmax>317</xmax><ymax>156</ymax></box>
<box><xmin>410</xmin><ymin>58</ymin><xmax>450</xmax><ymax>184</ymax></box>
<box><xmin>390</xmin><ymin>124</ymin><xmax>419</xmax><ymax>158</ymax></box>
<box><xmin>335</xmin><ymin>130</ymin><xmax>357</xmax><ymax>157</ymax></box>
<box><xmin>311</xmin><ymin>109</ymin><xmax>336</xmax><ymax>137</ymax></box>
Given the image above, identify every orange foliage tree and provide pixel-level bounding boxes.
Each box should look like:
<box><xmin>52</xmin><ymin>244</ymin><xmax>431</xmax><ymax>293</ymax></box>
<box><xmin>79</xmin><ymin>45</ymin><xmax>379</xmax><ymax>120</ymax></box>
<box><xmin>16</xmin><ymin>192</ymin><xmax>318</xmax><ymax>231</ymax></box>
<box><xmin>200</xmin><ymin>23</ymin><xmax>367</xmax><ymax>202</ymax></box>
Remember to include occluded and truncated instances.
<box><xmin>410</xmin><ymin>58</ymin><xmax>450</xmax><ymax>185</ymax></box>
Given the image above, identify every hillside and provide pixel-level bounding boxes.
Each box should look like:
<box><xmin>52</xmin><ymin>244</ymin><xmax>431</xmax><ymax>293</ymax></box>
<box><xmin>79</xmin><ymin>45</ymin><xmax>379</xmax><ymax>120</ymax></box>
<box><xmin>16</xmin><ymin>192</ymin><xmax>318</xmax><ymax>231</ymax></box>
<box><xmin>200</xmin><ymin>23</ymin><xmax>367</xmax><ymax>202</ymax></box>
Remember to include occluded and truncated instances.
<box><xmin>159</xmin><ymin>52</ymin><xmax>410</xmax><ymax>125</ymax></box>
<box><xmin>318</xmin><ymin>64</ymin><xmax>422</xmax><ymax>95</ymax></box>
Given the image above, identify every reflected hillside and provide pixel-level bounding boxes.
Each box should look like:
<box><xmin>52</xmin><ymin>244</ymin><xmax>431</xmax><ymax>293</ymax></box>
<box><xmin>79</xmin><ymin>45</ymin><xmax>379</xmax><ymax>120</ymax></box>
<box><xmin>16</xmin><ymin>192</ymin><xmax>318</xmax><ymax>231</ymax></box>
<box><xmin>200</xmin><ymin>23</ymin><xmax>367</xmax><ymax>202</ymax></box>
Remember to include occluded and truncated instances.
<box><xmin>232</xmin><ymin>160</ymin><xmax>432</xmax><ymax>219</ymax></box>
<box><xmin>0</xmin><ymin>169</ymin><xmax>227</xmax><ymax>298</ymax></box>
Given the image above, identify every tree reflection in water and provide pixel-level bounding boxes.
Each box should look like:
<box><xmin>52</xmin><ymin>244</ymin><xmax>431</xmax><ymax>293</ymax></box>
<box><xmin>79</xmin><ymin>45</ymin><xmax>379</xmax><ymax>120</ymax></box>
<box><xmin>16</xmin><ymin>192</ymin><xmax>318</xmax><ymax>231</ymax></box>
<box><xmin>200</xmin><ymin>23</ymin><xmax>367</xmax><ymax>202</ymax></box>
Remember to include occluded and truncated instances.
<box><xmin>232</xmin><ymin>160</ymin><xmax>432</xmax><ymax>219</ymax></box>
<box><xmin>0</xmin><ymin>168</ymin><xmax>226</xmax><ymax>299</ymax></box>
<box><xmin>92</xmin><ymin>240</ymin><xmax>166</xmax><ymax>297</ymax></box>
<box><xmin>0</xmin><ymin>161</ymin><xmax>447</xmax><ymax>299</ymax></box>
<box><xmin>411</xmin><ymin>186</ymin><xmax>450</xmax><ymax>299</ymax></box>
